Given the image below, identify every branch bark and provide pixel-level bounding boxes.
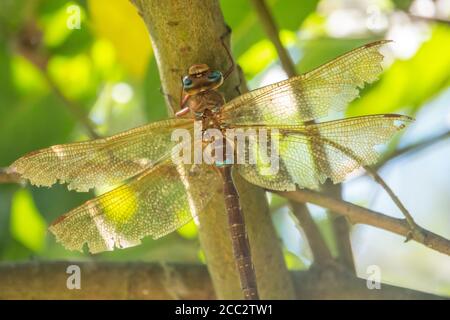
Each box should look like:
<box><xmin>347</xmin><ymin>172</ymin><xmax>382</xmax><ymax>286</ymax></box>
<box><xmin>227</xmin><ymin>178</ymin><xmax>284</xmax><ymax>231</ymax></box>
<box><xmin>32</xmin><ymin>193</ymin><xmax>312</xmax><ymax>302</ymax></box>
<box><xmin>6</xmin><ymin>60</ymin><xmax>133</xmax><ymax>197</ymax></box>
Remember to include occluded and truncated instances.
<box><xmin>250</xmin><ymin>0</ymin><xmax>296</xmax><ymax>77</ymax></box>
<box><xmin>374</xmin><ymin>130</ymin><xmax>450</xmax><ymax>171</ymax></box>
<box><xmin>0</xmin><ymin>168</ymin><xmax>23</xmax><ymax>184</ymax></box>
<box><xmin>290</xmin><ymin>201</ymin><xmax>333</xmax><ymax>264</ymax></box>
<box><xmin>278</xmin><ymin>189</ymin><xmax>450</xmax><ymax>256</ymax></box>
<box><xmin>0</xmin><ymin>261</ymin><xmax>445</xmax><ymax>300</ymax></box>
<box><xmin>131</xmin><ymin>0</ymin><xmax>294</xmax><ymax>299</ymax></box>
<box><xmin>326</xmin><ymin>182</ymin><xmax>356</xmax><ymax>272</ymax></box>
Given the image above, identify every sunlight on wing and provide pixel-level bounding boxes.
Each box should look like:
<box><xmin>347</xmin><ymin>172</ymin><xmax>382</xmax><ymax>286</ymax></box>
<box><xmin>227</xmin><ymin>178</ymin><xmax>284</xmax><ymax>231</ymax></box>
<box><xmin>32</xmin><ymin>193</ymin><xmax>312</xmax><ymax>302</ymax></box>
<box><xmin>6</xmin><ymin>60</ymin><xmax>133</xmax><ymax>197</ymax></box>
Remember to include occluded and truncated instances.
<box><xmin>48</xmin><ymin>160</ymin><xmax>221</xmax><ymax>253</ymax></box>
<box><xmin>11</xmin><ymin>118</ymin><xmax>193</xmax><ymax>192</ymax></box>
<box><xmin>236</xmin><ymin>114</ymin><xmax>413</xmax><ymax>191</ymax></box>
<box><xmin>220</xmin><ymin>41</ymin><xmax>390</xmax><ymax>125</ymax></box>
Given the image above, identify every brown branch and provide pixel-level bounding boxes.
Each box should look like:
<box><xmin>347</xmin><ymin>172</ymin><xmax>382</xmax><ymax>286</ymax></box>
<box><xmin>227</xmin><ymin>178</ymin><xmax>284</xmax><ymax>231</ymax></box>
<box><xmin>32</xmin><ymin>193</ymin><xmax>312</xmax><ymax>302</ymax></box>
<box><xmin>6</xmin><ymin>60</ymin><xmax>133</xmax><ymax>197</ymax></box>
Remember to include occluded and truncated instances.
<box><xmin>250</xmin><ymin>0</ymin><xmax>297</xmax><ymax>77</ymax></box>
<box><xmin>364</xmin><ymin>165</ymin><xmax>422</xmax><ymax>241</ymax></box>
<box><xmin>0</xmin><ymin>261</ymin><xmax>445</xmax><ymax>299</ymax></box>
<box><xmin>289</xmin><ymin>201</ymin><xmax>334</xmax><ymax>264</ymax></box>
<box><xmin>374</xmin><ymin>130</ymin><xmax>450</xmax><ymax>171</ymax></box>
<box><xmin>277</xmin><ymin>189</ymin><xmax>450</xmax><ymax>256</ymax></box>
<box><xmin>325</xmin><ymin>182</ymin><xmax>356</xmax><ymax>272</ymax></box>
<box><xmin>0</xmin><ymin>167</ymin><xmax>24</xmax><ymax>184</ymax></box>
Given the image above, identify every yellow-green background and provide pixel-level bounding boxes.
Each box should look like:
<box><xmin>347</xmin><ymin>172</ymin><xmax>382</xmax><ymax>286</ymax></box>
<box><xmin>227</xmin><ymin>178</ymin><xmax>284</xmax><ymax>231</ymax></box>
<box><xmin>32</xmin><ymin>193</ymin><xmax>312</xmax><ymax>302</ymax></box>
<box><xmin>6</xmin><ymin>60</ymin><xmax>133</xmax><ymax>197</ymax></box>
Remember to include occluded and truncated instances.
<box><xmin>0</xmin><ymin>0</ymin><xmax>449</xmax><ymax>296</ymax></box>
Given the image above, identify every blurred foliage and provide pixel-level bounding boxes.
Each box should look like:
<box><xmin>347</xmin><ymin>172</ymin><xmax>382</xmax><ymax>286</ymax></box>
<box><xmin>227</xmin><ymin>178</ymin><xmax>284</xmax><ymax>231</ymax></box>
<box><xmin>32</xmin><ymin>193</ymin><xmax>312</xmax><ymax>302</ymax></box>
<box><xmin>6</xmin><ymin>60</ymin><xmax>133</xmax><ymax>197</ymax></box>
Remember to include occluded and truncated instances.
<box><xmin>0</xmin><ymin>0</ymin><xmax>448</xmax><ymax>295</ymax></box>
<box><xmin>349</xmin><ymin>25</ymin><xmax>450</xmax><ymax>115</ymax></box>
<box><xmin>88</xmin><ymin>0</ymin><xmax>152</xmax><ymax>79</ymax></box>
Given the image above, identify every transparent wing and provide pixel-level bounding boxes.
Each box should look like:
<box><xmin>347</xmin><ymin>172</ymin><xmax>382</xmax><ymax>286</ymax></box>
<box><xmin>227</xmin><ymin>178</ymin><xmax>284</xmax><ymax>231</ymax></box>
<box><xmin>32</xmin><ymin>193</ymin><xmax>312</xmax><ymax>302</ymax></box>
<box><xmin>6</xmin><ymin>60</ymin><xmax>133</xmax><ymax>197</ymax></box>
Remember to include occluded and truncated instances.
<box><xmin>235</xmin><ymin>114</ymin><xmax>412</xmax><ymax>191</ymax></box>
<box><xmin>220</xmin><ymin>41</ymin><xmax>389</xmax><ymax>125</ymax></box>
<box><xmin>49</xmin><ymin>160</ymin><xmax>221</xmax><ymax>253</ymax></box>
<box><xmin>11</xmin><ymin>118</ymin><xmax>193</xmax><ymax>191</ymax></box>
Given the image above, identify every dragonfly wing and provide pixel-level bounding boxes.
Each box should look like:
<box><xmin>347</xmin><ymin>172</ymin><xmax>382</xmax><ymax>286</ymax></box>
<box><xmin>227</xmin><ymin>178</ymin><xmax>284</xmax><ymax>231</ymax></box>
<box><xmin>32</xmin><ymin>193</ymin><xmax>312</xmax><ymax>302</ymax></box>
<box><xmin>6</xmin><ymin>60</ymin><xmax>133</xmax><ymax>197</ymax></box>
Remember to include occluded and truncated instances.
<box><xmin>235</xmin><ymin>114</ymin><xmax>412</xmax><ymax>191</ymax></box>
<box><xmin>49</xmin><ymin>160</ymin><xmax>221</xmax><ymax>253</ymax></box>
<box><xmin>220</xmin><ymin>41</ymin><xmax>389</xmax><ymax>125</ymax></box>
<box><xmin>11</xmin><ymin>118</ymin><xmax>193</xmax><ymax>191</ymax></box>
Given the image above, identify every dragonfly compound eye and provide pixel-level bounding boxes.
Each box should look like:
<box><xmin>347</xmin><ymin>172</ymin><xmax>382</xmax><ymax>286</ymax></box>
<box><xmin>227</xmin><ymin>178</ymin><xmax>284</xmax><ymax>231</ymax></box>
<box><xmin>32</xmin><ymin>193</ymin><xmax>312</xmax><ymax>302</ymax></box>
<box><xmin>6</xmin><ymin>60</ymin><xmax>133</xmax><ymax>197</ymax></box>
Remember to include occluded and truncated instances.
<box><xmin>182</xmin><ymin>76</ymin><xmax>193</xmax><ymax>89</ymax></box>
<box><xmin>208</xmin><ymin>70</ymin><xmax>223</xmax><ymax>82</ymax></box>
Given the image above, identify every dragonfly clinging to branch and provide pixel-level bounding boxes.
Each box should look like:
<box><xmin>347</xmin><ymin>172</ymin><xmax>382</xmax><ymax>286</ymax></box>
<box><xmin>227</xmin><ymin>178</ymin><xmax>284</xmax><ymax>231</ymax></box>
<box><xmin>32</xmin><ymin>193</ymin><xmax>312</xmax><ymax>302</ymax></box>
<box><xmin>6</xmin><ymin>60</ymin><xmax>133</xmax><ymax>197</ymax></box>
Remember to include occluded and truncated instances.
<box><xmin>11</xmin><ymin>40</ymin><xmax>413</xmax><ymax>300</ymax></box>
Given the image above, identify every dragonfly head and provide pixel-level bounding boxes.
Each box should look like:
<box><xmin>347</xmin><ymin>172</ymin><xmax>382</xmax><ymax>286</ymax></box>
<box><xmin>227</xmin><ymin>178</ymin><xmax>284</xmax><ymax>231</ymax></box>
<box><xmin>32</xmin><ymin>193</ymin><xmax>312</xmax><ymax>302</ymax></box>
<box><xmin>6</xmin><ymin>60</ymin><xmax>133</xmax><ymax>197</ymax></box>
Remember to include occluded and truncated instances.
<box><xmin>182</xmin><ymin>64</ymin><xmax>224</xmax><ymax>95</ymax></box>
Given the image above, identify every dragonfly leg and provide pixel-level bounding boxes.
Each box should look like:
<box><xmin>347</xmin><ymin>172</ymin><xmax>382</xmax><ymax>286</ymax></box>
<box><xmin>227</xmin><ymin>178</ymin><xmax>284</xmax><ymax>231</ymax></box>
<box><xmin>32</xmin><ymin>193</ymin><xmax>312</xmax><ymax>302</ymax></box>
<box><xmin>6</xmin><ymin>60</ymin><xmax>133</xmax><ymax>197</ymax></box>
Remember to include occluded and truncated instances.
<box><xmin>220</xmin><ymin>24</ymin><xmax>235</xmax><ymax>81</ymax></box>
<box><xmin>235</xmin><ymin>65</ymin><xmax>243</xmax><ymax>95</ymax></box>
<box><xmin>220</xmin><ymin>25</ymin><xmax>242</xmax><ymax>96</ymax></box>
<box><xmin>175</xmin><ymin>95</ymin><xmax>191</xmax><ymax>117</ymax></box>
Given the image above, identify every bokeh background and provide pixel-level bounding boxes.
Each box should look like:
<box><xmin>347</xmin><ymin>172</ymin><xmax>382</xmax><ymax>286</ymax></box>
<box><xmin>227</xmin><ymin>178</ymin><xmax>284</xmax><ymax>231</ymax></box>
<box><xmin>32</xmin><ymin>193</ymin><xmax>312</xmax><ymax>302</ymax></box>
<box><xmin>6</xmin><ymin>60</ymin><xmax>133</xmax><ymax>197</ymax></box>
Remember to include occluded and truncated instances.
<box><xmin>0</xmin><ymin>0</ymin><xmax>449</xmax><ymax>296</ymax></box>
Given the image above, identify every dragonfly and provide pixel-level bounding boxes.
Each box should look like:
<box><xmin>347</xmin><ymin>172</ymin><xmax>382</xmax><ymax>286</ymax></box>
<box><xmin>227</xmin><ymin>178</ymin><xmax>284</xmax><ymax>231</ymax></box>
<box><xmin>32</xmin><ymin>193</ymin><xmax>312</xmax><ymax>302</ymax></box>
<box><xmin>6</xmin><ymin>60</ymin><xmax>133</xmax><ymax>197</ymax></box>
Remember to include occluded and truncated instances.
<box><xmin>11</xmin><ymin>40</ymin><xmax>412</xmax><ymax>300</ymax></box>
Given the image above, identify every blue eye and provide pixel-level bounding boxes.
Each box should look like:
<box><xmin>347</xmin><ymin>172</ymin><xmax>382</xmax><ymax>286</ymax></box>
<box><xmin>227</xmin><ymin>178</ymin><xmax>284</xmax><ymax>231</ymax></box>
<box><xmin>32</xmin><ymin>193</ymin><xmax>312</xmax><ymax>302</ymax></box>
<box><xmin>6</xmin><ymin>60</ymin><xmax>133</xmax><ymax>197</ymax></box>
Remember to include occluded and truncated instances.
<box><xmin>208</xmin><ymin>71</ymin><xmax>222</xmax><ymax>81</ymax></box>
<box><xmin>183</xmin><ymin>76</ymin><xmax>193</xmax><ymax>88</ymax></box>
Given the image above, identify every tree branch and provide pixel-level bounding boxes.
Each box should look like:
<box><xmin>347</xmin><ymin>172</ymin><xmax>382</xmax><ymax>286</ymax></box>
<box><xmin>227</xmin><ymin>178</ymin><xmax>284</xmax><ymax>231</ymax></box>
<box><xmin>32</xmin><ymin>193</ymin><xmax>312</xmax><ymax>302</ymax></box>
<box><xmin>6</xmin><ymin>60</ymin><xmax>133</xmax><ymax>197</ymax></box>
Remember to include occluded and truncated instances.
<box><xmin>0</xmin><ymin>261</ymin><xmax>445</xmax><ymax>299</ymax></box>
<box><xmin>289</xmin><ymin>201</ymin><xmax>334</xmax><ymax>264</ymax></box>
<box><xmin>131</xmin><ymin>0</ymin><xmax>294</xmax><ymax>299</ymax></box>
<box><xmin>249</xmin><ymin>0</ymin><xmax>297</xmax><ymax>77</ymax></box>
<box><xmin>15</xmin><ymin>21</ymin><xmax>99</xmax><ymax>139</ymax></box>
<box><xmin>0</xmin><ymin>167</ymin><xmax>24</xmax><ymax>184</ymax></box>
<box><xmin>325</xmin><ymin>182</ymin><xmax>356</xmax><ymax>272</ymax></box>
<box><xmin>277</xmin><ymin>189</ymin><xmax>450</xmax><ymax>256</ymax></box>
<box><xmin>374</xmin><ymin>130</ymin><xmax>450</xmax><ymax>171</ymax></box>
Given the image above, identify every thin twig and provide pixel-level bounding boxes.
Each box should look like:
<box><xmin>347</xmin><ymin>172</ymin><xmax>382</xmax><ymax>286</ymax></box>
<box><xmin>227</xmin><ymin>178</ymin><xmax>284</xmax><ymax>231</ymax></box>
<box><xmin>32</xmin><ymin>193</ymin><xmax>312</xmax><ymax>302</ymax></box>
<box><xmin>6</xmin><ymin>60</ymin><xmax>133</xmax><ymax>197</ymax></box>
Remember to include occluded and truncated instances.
<box><xmin>319</xmin><ymin>135</ymin><xmax>423</xmax><ymax>243</ymax></box>
<box><xmin>277</xmin><ymin>189</ymin><xmax>450</xmax><ymax>256</ymax></box>
<box><xmin>374</xmin><ymin>130</ymin><xmax>450</xmax><ymax>171</ymax></box>
<box><xmin>0</xmin><ymin>167</ymin><xmax>24</xmax><ymax>184</ymax></box>
<box><xmin>289</xmin><ymin>201</ymin><xmax>334</xmax><ymax>264</ymax></box>
<box><xmin>325</xmin><ymin>182</ymin><xmax>356</xmax><ymax>272</ymax></box>
<box><xmin>250</xmin><ymin>0</ymin><xmax>297</xmax><ymax>77</ymax></box>
<box><xmin>364</xmin><ymin>165</ymin><xmax>422</xmax><ymax>241</ymax></box>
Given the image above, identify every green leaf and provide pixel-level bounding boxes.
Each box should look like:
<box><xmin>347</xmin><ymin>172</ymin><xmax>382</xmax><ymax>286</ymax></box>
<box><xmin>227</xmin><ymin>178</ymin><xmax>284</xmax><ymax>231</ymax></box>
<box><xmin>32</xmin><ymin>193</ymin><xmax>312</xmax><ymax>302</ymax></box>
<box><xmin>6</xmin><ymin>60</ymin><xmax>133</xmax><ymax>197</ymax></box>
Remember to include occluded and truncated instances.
<box><xmin>222</xmin><ymin>0</ymin><xmax>319</xmax><ymax>58</ymax></box>
<box><xmin>284</xmin><ymin>249</ymin><xmax>307</xmax><ymax>270</ymax></box>
<box><xmin>239</xmin><ymin>30</ymin><xmax>297</xmax><ymax>79</ymax></box>
<box><xmin>0</xmin><ymin>42</ymin><xmax>18</xmax><ymax>111</ymax></box>
<box><xmin>297</xmin><ymin>37</ymin><xmax>379</xmax><ymax>73</ymax></box>
<box><xmin>0</xmin><ymin>0</ymin><xmax>31</xmax><ymax>38</ymax></box>
<box><xmin>0</xmin><ymin>94</ymin><xmax>75</xmax><ymax>166</ymax></box>
<box><xmin>10</xmin><ymin>188</ymin><xmax>47</xmax><ymax>252</ymax></box>
<box><xmin>30</xmin><ymin>184</ymin><xmax>93</xmax><ymax>223</ymax></box>
<box><xmin>348</xmin><ymin>26</ymin><xmax>450</xmax><ymax>116</ymax></box>
<box><xmin>142</xmin><ymin>57</ymin><xmax>169</xmax><ymax>122</ymax></box>
<box><xmin>0</xmin><ymin>185</ymin><xmax>17</xmax><ymax>253</ymax></box>
<box><xmin>177</xmin><ymin>220</ymin><xmax>198</xmax><ymax>240</ymax></box>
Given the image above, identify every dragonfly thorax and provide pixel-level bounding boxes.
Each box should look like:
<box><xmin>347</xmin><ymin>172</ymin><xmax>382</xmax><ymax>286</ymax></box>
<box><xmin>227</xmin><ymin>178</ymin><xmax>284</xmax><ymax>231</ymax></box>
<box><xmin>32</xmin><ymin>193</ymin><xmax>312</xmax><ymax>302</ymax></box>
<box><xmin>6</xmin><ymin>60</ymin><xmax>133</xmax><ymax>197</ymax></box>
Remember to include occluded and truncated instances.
<box><xmin>185</xmin><ymin>90</ymin><xmax>225</xmax><ymax>123</ymax></box>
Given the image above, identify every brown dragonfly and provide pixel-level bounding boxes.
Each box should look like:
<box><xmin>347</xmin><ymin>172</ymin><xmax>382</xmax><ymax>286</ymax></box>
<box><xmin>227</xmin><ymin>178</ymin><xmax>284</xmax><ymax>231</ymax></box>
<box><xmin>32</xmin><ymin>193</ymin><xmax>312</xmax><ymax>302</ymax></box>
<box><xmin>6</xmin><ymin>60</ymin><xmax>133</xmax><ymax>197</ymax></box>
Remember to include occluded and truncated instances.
<box><xmin>11</xmin><ymin>40</ymin><xmax>412</xmax><ymax>299</ymax></box>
